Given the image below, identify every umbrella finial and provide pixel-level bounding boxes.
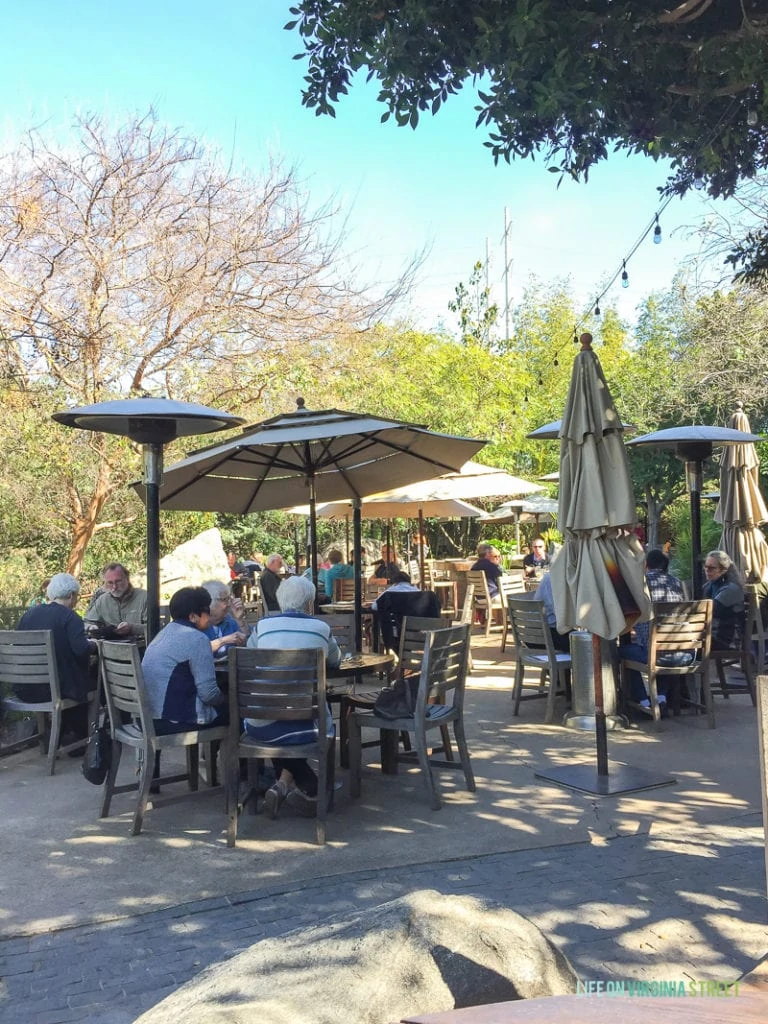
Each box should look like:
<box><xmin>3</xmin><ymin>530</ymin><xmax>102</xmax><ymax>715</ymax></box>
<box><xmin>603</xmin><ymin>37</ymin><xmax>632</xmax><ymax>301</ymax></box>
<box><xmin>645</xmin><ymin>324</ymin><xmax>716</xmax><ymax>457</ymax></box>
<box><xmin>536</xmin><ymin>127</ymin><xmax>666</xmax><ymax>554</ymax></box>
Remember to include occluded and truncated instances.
<box><xmin>735</xmin><ymin>400</ymin><xmax>744</xmax><ymax>412</ymax></box>
<box><xmin>579</xmin><ymin>332</ymin><xmax>593</xmax><ymax>351</ymax></box>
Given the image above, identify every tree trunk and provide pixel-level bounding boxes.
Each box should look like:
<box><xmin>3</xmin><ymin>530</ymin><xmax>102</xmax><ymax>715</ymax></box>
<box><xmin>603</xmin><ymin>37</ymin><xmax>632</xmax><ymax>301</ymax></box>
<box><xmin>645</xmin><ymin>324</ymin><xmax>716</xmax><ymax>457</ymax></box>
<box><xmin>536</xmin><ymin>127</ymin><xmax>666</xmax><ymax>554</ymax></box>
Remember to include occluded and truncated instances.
<box><xmin>65</xmin><ymin>455</ymin><xmax>114</xmax><ymax>577</ymax></box>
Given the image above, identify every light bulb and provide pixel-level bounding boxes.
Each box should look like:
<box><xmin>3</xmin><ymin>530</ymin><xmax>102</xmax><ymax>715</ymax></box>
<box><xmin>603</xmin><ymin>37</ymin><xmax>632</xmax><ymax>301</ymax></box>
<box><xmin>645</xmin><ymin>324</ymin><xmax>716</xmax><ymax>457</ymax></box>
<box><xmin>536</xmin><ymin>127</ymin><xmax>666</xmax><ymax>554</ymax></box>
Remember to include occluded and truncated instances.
<box><xmin>621</xmin><ymin>262</ymin><xmax>629</xmax><ymax>288</ymax></box>
<box><xmin>594</xmin><ymin>302</ymin><xmax>601</xmax><ymax>317</ymax></box>
<box><xmin>747</xmin><ymin>109</ymin><xmax>758</xmax><ymax>127</ymax></box>
<box><xmin>693</xmin><ymin>176</ymin><xmax>705</xmax><ymax>190</ymax></box>
<box><xmin>653</xmin><ymin>215</ymin><xmax>662</xmax><ymax>244</ymax></box>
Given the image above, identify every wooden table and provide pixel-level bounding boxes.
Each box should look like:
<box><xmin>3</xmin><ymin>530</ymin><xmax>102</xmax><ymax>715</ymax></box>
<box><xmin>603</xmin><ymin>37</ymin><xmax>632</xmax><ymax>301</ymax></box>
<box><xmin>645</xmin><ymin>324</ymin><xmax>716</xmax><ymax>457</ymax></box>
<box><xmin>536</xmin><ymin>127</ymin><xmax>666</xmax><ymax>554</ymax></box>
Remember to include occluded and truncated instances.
<box><xmin>327</xmin><ymin>652</ymin><xmax>395</xmax><ymax>771</ymax></box>
<box><xmin>399</xmin><ymin>988</ymin><xmax>768</xmax><ymax>1023</ymax></box>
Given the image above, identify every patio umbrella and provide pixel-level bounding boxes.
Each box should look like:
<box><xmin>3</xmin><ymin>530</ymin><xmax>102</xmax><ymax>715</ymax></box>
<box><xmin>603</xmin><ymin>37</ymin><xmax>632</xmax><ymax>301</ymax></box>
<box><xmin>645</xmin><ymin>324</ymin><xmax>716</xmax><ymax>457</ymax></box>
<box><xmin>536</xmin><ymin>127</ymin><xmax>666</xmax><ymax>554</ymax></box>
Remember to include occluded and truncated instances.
<box><xmin>715</xmin><ymin>402</ymin><xmax>768</xmax><ymax>584</ymax></box>
<box><xmin>536</xmin><ymin>334</ymin><xmax>660</xmax><ymax>797</ymax></box>
<box><xmin>140</xmin><ymin>399</ymin><xmax>485</xmax><ymax>649</ymax></box>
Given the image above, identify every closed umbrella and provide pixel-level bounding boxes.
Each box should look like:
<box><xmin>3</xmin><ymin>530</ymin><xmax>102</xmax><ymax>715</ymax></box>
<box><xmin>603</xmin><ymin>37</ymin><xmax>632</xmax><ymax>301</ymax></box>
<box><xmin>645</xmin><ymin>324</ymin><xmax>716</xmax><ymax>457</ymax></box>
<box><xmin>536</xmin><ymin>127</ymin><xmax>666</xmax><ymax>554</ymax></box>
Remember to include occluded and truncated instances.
<box><xmin>536</xmin><ymin>335</ymin><xmax>665</xmax><ymax>796</ymax></box>
<box><xmin>715</xmin><ymin>402</ymin><xmax>768</xmax><ymax>584</ymax></box>
<box><xmin>141</xmin><ymin>399</ymin><xmax>485</xmax><ymax>649</ymax></box>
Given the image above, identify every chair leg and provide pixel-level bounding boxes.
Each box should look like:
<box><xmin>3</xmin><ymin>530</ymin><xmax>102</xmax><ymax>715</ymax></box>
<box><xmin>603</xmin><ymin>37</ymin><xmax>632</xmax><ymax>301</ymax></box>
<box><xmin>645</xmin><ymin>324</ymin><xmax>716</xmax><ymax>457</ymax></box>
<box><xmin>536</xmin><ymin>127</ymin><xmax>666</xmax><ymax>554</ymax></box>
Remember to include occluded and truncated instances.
<box><xmin>316</xmin><ymin>740</ymin><xmax>333</xmax><ymax>846</ymax></box>
<box><xmin>226</xmin><ymin>743</ymin><xmax>240</xmax><ymax>847</ymax></box>
<box><xmin>543</xmin><ymin>670</ymin><xmax>557</xmax><ymax>725</ymax></box>
<box><xmin>500</xmin><ymin>616</ymin><xmax>508</xmax><ymax>653</ymax></box>
<box><xmin>701</xmin><ymin>669</ymin><xmax>716</xmax><ymax>729</ymax></box>
<box><xmin>131</xmin><ymin>744</ymin><xmax>156</xmax><ymax>836</ymax></box>
<box><xmin>36</xmin><ymin>712</ymin><xmax>47</xmax><ymax>754</ymax></box>
<box><xmin>453</xmin><ymin>718</ymin><xmax>476</xmax><ymax>793</ymax></box>
<box><xmin>414</xmin><ymin>724</ymin><xmax>442</xmax><ymax>810</ymax></box>
<box><xmin>186</xmin><ymin>745</ymin><xmax>200</xmax><ymax>792</ymax></box>
<box><xmin>100</xmin><ymin>740</ymin><xmax>123</xmax><ymax>818</ymax></box>
<box><xmin>647</xmin><ymin>671</ymin><xmax>662</xmax><ymax>728</ymax></box>
<box><xmin>47</xmin><ymin>708</ymin><xmax>62</xmax><ymax>775</ymax></box>
<box><xmin>743</xmin><ymin>653</ymin><xmax>757</xmax><ymax>707</ymax></box>
<box><xmin>438</xmin><ymin>723</ymin><xmax>454</xmax><ymax>761</ymax></box>
<box><xmin>349</xmin><ymin>714</ymin><xmax>363</xmax><ymax>798</ymax></box>
<box><xmin>716</xmin><ymin>659</ymin><xmax>729</xmax><ymax>698</ymax></box>
<box><xmin>512</xmin><ymin>661</ymin><xmax>524</xmax><ymax>716</ymax></box>
<box><xmin>484</xmin><ymin>607</ymin><xmax>491</xmax><ymax>638</ymax></box>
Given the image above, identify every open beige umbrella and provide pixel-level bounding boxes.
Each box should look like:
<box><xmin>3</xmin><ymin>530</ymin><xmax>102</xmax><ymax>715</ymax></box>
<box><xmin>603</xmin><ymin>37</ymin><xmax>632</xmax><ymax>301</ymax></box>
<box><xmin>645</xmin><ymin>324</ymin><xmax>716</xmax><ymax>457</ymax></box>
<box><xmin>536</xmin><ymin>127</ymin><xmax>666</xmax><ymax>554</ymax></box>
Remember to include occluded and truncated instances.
<box><xmin>715</xmin><ymin>402</ymin><xmax>768</xmax><ymax>584</ymax></box>
<box><xmin>538</xmin><ymin>334</ymin><xmax>660</xmax><ymax>796</ymax></box>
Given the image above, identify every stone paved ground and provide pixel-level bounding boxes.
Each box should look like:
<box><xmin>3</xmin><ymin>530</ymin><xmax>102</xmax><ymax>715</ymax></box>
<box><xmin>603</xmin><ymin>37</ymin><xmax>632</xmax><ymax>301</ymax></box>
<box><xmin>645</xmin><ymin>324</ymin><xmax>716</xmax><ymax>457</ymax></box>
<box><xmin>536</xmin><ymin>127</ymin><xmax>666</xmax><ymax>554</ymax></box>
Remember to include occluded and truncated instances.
<box><xmin>2</xmin><ymin>813</ymin><xmax>765</xmax><ymax>1024</ymax></box>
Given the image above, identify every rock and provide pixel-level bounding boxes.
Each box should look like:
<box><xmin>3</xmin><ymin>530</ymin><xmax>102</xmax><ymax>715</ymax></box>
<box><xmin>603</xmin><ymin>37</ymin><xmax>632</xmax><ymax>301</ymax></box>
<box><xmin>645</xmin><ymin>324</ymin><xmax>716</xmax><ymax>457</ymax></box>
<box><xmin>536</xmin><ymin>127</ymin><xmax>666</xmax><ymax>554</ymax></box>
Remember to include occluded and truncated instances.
<box><xmin>132</xmin><ymin>528</ymin><xmax>229</xmax><ymax>601</ymax></box>
<box><xmin>136</xmin><ymin>890</ymin><xmax>577</xmax><ymax>1024</ymax></box>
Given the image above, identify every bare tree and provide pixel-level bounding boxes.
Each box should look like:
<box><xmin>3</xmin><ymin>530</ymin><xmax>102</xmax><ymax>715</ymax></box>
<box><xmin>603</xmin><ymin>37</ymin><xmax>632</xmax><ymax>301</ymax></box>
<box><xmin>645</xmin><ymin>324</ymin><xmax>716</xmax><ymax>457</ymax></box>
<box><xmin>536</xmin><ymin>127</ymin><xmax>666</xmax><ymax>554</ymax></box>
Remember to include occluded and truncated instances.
<box><xmin>0</xmin><ymin>111</ymin><xmax>410</xmax><ymax>573</ymax></box>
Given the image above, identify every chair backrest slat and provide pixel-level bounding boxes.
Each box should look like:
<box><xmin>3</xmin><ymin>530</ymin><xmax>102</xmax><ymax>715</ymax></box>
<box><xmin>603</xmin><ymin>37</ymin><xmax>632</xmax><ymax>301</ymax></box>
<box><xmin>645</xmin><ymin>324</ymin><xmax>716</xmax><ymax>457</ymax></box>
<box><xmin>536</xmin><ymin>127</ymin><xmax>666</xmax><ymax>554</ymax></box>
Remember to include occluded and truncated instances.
<box><xmin>0</xmin><ymin>630</ymin><xmax>60</xmax><ymax>700</ymax></box>
<box><xmin>320</xmin><ymin>614</ymin><xmax>355</xmax><ymax>653</ymax></box>
<box><xmin>416</xmin><ymin>624</ymin><xmax>471</xmax><ymax>709</ymax></box>
<box><xmin>99</xmin><ymin>640</ymin><xmax>154</xmax><ymax>738</ymax></box>
<box><xmin>467</xmin><ymin>570</ymin><xmax>491</xmax><ymax>607</ymax></box>
<box><xmin>507</xmin><ymin>599</ymin><xmax>550</xmax><ymax>649</ymax></box>
<box><xmin>398</xmin><ymin>616</ymin><xmax>445</xmax><ymax>678</ymax></box>
<box><xmin>333</xmin><ymin>577</ymin><xmax>355</xmax><ymax>602</ymax></box>
<box><xmin>648</xmin><ymin>601</ymin><xmax>712</xmax><ymax>663</ymax></box>
<box><xmin>458</xmin><ymin>583</ymin><xmax>475</xmax><ymax>626</ymax></box>
<box><xmin>229</xmin><ymin>647</ymin><xmax>326</xmax><ymax>725</ymax></box>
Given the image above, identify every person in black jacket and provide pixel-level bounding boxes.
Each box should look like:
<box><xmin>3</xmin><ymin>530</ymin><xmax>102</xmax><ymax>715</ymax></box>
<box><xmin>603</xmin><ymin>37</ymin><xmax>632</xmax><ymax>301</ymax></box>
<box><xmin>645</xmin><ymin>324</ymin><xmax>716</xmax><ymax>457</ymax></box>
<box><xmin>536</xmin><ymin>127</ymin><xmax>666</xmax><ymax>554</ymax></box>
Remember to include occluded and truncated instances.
<box><xmin>16</xmin><ymin>573</ymin><xmax>97</xmax><ymax>742</ymax></box>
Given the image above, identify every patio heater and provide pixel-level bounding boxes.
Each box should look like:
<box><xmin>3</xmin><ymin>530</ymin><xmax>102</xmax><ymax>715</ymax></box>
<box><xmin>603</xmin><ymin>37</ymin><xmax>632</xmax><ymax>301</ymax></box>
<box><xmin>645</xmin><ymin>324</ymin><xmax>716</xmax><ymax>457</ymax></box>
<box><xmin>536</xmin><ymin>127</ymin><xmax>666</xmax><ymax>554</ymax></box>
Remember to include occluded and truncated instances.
<box><xmin>627</xmin><ymin>426</ymin><xmax>762</xmax><ymax>598</ymax></box>
<box><xmin>52</xmin><ymin>397</ymin><xmax>243</xmax><ymax>641</ymax></box>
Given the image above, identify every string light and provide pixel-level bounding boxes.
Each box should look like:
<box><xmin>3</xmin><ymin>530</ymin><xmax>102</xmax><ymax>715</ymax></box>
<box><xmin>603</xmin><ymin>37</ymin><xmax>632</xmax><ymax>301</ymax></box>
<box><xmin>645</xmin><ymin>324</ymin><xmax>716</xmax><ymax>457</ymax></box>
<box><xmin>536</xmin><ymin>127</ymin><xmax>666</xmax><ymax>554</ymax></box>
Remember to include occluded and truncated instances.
<box><xmin>621</xmin><ymin>261</ymin><xmax>629</xmax><ymax>288</ymax></box>
<box><xmin>747</xmin><ymin>109</ymin><xmax>758</xmax><ymax>127</ymax></box>
<box><xmin>653</xmin><ymin>214</ymin><xmax>662</xmax><ymax>244</ymax></box>
<box><xmin>594</xmin><ymin>302</ymin><xmax>601</xmax><ymax>318</ymax></box>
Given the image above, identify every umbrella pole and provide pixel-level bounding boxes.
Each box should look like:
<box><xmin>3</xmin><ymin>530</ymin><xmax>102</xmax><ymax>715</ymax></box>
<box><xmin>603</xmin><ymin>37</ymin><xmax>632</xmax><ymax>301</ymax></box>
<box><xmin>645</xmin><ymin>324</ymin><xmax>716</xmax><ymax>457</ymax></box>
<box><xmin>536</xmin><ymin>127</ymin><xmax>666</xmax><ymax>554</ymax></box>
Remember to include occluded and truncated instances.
<box><xmin>144</xmin><ymin>443</ymin><xmax>163</xmax><ymax>643</ymax></box>
<box><xmin>418</xmin><ymin>508</ymin><xmax>426</xmax><ymax>589</ymax></box>
<box><xmin>592</xmin><ymin>633</ymin><xmax>609</xmax><ymax>777</ymax></box>
<box><xmin>345</xmin><ymin>515</ymin><xmax>350</xmax><ymax>563</ymax></box>
<box><xmin>294</xmin><ymin>519</ymin><xmax>301</xmax><ymax>576</ymax></box>
<box><xmin>353</xmin><ymin>500</ymin><xmax>363</xmax><ymax>652</ymax></box>
<box><xmin>687</xmin><ymin>460</ymin><xmax>703</xmax><ymax>599</ymax></box>
<box><xmin>308</xmin><ymin>477</ymin><xmax>319</xmax><ymax>593</ymax></box>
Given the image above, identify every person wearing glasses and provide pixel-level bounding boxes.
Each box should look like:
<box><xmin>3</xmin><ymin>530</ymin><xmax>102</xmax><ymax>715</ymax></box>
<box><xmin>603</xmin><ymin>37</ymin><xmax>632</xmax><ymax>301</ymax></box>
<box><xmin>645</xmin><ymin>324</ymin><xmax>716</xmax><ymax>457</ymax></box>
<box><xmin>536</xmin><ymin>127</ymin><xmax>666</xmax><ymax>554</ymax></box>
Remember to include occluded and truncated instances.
<box><xmin>84</xmin><ymin>562</ymin><xmax>147</xmax><ymax>641</ymax></box>
<box><xmin>522</xmin><ymin>537</ymin><xmax>550</xmax><ymax>579</ymax></box>
<box><xmin>703</xmin><ymin>550</ymin><xmax>745</xmax><ymax>650</ymax></box>
<box><xmin>200</xmin><ymin>579</ymin><xmax>248</xmax><ymax>656</ymax></box>
<box><xmin>470</xmin><ymin>543</ymin><xmax>504</xmax><ymax>597</ymax></box>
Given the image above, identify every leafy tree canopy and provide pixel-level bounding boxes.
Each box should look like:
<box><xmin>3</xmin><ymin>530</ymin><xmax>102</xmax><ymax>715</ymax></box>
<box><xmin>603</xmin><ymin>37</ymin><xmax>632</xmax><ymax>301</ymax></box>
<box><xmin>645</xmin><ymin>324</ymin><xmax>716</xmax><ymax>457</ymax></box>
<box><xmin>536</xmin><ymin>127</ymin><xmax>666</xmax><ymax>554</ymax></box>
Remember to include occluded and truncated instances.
<box><xmin>288</xmin><ymin>2</ymin><xmax>767</xmax><ymax>269</ymax></box>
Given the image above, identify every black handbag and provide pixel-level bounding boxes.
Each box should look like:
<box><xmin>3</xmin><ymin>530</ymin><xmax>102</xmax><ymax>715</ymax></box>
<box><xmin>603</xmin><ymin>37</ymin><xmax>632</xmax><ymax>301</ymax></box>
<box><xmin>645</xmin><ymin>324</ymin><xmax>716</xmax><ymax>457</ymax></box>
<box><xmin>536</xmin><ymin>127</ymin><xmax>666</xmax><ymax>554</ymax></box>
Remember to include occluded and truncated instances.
<box><xmin>81</xmin><ymin>719</ymin><xmax>112</xmax><ymax>785</ymax></box>
<box><xmin>373</xmin><ymin>672</ymin><xmax>418</xmax><ymax>720</ymax></box>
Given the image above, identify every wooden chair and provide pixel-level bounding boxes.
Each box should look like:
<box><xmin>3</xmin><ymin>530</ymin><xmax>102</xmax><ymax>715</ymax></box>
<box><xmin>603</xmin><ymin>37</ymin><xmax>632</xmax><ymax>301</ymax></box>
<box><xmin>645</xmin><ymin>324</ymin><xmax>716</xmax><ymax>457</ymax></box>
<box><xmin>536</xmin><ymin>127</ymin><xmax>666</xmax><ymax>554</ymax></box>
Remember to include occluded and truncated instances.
<box><xmin>333</xmin><ymin>576</ymin><xmax>355</xmax><ymax>602</ymax></box>
<box><xmin>710</xmin><ymin>597</ymin><xmax>757</xmax><ymax>706</ymax></box>
<box><xmin>506</xmin><ymin>599</ymin><xmax>571</xmax><ymax>724</ymax></box>
<box><xmin>452</xmin><ymin>583</ymin><xmax>475</xmax><ymax>672</ymax></box>
<box><xmin>349</xmin><ymin>624</ymin><xmax>474</xmax><ymax>810</ymax></box>
<box><xmin>98</xmin><ymin>640</ymin><xmax>228</xmax><ymax>835</ymax></box>
<box><xmin>0</xmin><ymin>629</ymin><xmax>97</xmax><ymax>774</ymax></box>
<box><xmin>467</xmin><ymin>570</ymin><xmax>508</xmax><ymax>636</ymax></box>
<box><xmin>498</xmin><ymin>576</ymin><xmax>528</xmax><ymax>652</ymax></box>
<box><xmin>225</xmin><ymin>646</ymin><xmax>334</xmax><ymax>846</ymax></box>
<box><xmin>619</xmin><ymin>600</ymin><xmax>714</xmax><ymax>728</ymax></box>
<box><xmin>422</xmin><ymin>562</ymin><xmax>458</xmax><ymax>614</ymax></box>
<box><xmin>365</xmin><ymin>580</ymin><xmax>388</xmax><ymax>602</ymax></box>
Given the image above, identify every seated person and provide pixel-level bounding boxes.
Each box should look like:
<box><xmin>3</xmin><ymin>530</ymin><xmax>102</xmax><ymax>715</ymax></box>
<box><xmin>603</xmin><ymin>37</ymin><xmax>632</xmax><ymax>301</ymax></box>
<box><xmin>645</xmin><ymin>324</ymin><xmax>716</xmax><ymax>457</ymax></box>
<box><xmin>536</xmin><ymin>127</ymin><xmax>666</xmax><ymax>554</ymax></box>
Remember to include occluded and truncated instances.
<box><xmin>141</xmin><ymin>586</ymin><xmax>227</xmax><ymax>735</ymax></box>
<box><xmin>246</xmin><ymin>575</ymin><xmax>341</xmax><ymax>818</ymax></box>
<box><xmin>703</xmin><ymin>549</ymin><xmax>745</xmax><ymax>650</ymax></box>
<box><xmin>522</xmin><ymin>537</ymin><xmax>550</xmax><ymax>579</ymax></box>
<box><xmin>16</xmin><ymin>573</ymin><xmax>97</xmax><ymax>744</ymax></box>
<box><xmin>84</xmin><ymin>562</ymin><xmax>147</xmax><ymax>641</ymax></box>
<box><xmin>620</xmin><ymin>548</ymin><xmax>688</xmax><ymax>710</ymax></box>
<box><xmin>259</xmin><ymin>553</ymin><xmax>284</xmax><ymax>613</ymax></box>
<box><xmin>371</xmin><ymin>571</ymin><xmax>419</xmax><ymax>611</ymax></box>
<box><xmin>471</xmin><ymin>543</ymin><xmax>504</xmax><ymax>597</ymax></box>
<box><xmin>324</xmin><ymin>548</ymin><xmax>354</xmax><ymax>598</ymax></box>
<box><xmin>369</xmin><ymin>544</ymin><xmax>401</xmax><ymax>585</ymax></box>
<box><xmin>302</xmin><ymin>564</ymin><xmax>329</xmax><ymax>604</ymax></box>
<box><xmin>533</xmin><ymin>564</ymin><xmax>571</xmax><ymax>653</ymax></box>
<box><xmin>200</xmin><ymin>580</ymin><xmax>247</xmax><ymax>656</ymax></box>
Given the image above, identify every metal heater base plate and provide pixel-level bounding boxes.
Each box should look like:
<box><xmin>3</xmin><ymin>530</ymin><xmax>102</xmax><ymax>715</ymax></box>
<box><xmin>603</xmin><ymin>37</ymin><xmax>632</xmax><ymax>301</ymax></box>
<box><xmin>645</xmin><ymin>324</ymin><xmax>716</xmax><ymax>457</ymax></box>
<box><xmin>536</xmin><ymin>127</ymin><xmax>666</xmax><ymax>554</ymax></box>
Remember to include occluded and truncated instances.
<box><xmin>534</xmin><ymin>762</ymin><xmax>676</xmax><ymax>796</ymax></box>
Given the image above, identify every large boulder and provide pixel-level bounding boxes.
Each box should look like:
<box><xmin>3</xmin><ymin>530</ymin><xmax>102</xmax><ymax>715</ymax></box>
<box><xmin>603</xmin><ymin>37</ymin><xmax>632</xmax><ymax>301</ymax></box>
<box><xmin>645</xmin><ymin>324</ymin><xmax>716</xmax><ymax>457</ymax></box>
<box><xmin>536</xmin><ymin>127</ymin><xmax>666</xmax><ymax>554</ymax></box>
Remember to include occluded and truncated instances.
<box><xmin>137</xmin><ymin>890</ymin><xmax>577</xmax><ymax>1024</ymax></box>
<box><xmin>132</xmin><ymin>528</ymin><xmax>229</xmax><ymax>601</ymax></box>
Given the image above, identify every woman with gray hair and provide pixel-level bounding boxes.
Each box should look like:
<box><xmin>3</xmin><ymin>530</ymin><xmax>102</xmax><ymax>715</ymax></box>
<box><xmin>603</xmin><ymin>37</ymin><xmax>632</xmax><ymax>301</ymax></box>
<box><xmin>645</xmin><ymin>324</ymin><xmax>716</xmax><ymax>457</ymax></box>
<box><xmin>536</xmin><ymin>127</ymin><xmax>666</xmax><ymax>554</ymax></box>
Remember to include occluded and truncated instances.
<box><xmin>703</xmin><ymin>550</ymin><xmax>745</xmax><ymax>649</ymax></box>
<box><xmin>200</xmin><ymin>580</ymin><xmax>247</xmax><ymax>655</ymax></box>
<box><xmin>245</xmin><ymin>575</ymin><xmax>341</xmax><ymax>818</ymax></box>
<box><xmin>16</xmin><ymin>573</ymin><xmax>96</xmax><ymax>744</ymax></box>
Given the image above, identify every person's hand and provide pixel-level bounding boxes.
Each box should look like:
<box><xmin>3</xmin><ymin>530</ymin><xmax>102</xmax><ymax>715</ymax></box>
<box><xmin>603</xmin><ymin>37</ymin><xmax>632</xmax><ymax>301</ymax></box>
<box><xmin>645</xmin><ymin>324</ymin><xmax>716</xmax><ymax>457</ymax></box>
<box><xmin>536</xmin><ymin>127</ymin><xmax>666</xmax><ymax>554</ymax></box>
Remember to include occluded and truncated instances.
<box><xmin>230</xmin><ymin>596</ymin><xmax>245</xmax><ymax>623</ymax></box>
<box><xmin>226</xmin><ymin>631</ymin><xmax>246</xmax><ymax>647</ymax></box>
<box><xmin>116</xmin><ymin>621</ymin><xmax>132</xmax><ymax>637</ymax></box>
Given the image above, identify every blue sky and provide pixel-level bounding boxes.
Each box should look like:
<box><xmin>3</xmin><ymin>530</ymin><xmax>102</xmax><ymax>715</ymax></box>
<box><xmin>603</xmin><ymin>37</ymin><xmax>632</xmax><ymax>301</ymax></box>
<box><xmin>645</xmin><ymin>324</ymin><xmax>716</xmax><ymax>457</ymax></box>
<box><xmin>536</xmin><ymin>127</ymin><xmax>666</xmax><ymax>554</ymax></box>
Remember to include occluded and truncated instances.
<box><xmin>2</xmin><ymin>0</ymin><xmax>732</xmax><ymax>335</ymax></box>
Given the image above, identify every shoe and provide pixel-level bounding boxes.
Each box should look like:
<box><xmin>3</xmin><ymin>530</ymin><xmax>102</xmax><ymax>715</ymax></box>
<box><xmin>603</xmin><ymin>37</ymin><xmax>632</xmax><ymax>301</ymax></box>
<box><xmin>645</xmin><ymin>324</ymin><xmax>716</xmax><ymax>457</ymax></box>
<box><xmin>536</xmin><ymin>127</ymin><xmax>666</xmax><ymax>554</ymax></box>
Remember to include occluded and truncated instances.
<box><xmin>286</xmin><ymin>787</ymin><xmax>318</xmax><ymax>818</ymax></box>
<box><xmin>263</xmin><ymin>779</ymin><xmax>290</xmax><ymax>819</ymax></box>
